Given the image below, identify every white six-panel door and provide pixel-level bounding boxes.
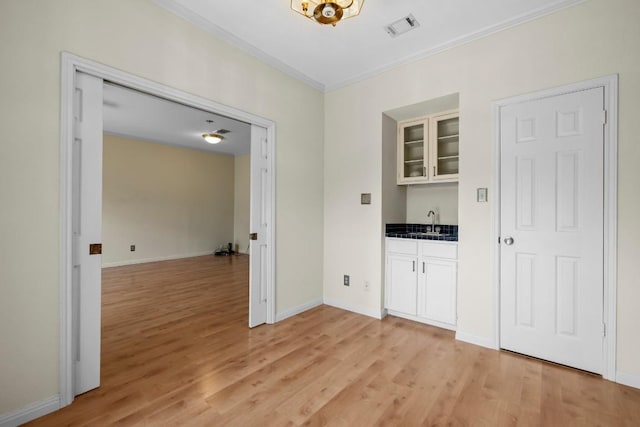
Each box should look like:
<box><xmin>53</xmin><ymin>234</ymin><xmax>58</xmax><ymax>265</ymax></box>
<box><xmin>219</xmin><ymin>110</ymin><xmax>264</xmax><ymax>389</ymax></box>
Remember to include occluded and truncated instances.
<box><xmin>73</xmin><ymin>72</ymin><xmax>103</xmax><ymax>395</ymax></box>
<box><xmin>500</xmin><ymin>87</ymin><xmax>605</xmax><ymax>374</ymax></box>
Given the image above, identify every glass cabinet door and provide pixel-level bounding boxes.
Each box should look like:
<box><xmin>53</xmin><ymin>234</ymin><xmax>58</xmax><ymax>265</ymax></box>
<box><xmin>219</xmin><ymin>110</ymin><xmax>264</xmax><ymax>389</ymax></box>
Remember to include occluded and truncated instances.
<box><xmin>429</xmin><ymin>112</ymin><xmax>459</xmax><ymax>181</ymax></box>
<box><xmin>398</xmin><ymin>118</ymin><xmax>428</xmax><ymax>184</ymax></box>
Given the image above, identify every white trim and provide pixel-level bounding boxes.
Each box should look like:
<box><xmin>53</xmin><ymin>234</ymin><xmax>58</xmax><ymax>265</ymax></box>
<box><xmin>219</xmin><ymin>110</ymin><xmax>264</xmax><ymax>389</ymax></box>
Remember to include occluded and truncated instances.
<box><xmin>323</xmin><ymin>298</ymin><xmax>385</xmax><ymax>320</ymax></box>
<box><xmin>60</xmin><ymin>52</ymin><xmax>277</xmax><ymax>408</ymax></box>
<box><xmin>326</xmin><ymin>0</ymin><xmax>588</xmax><ymax>92</ymax></box>
<box><xmin>152</xmin><ymin>0</ymin><xmax>586</xmax><ymax>93</ymax></box>
<box><xmin>101</xmin><ymin>251</ymin><xmax>215</xmax><ymax>268</ymax></box>
<box><xmin>59</xmin><ymin>54</ymin><xmax>75</xmax><ymax>408</ymax></box>
<box><xmin>386</xmin><ymin>310</ymin><xmax>456</xmax><ymax>332</ymax></box>
<box><xmin>616</xmin><ymin>371</ymin><xmax>640</xmax><ymax>390</ymax></box>
<box><xmin>275</xmin><ymin>299</ymin><xmax>324</xmax><ymax>322</ymax></box>
<box><xmin>266</xmin><ymin>122</ymin><xmax>277</xmax><ymax>326</ymax></box>
<box><xmin>455</xmin><ymin>331</ymin><xmax>498</xmax><ymax>350</ymax></box>
<box><xmin>151</xmin><ymin>0</ymin><xmax>324</xmax><ymax>92</ymax></box>
<box><xmin>0</xmin><ymin>396</ymin><xmax>60</xmax><ymax>427</ymax></box>
<box><xmin>492</xmin><ymin>75</ymin><xmax>618</xmax><ymax>381</ymax></box>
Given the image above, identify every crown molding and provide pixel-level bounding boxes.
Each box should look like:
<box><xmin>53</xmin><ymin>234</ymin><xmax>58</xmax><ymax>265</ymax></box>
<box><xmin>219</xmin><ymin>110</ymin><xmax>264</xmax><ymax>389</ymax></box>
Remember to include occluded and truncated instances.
<box><xmin>324</xmin><ymin>0</ymin><xmax>589</xmax><ymax>92</ymax></box>
<box><xmin>152</xmin><ymin>0</ymin><xmax>325</xmax><ymax>92</ymax></box>
<box><xmin>153</xmin><ymin>0</ymin><xmax>588</xmax><ymax>94</ymax></box>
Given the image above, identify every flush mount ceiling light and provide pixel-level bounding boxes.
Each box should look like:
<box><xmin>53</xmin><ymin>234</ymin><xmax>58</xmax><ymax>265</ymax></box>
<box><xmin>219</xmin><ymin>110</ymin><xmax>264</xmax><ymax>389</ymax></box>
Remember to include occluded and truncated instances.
<box><xmin>202</xmin><ymin>119</ymin><xmax>224</xmax><ymax>144</ymax></box>
<box><xmin>291</xmin><ymin>0</ymin><xmax>364</xmax><ymax>27</ymax></box>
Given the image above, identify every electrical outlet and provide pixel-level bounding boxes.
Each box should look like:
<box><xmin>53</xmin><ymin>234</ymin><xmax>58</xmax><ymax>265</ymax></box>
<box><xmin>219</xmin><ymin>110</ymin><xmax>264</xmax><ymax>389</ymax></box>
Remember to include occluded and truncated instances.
<box><xmin>130</xmin><ymin>245</ymin><xmax>135</xmax><ymax>252</ymax></box>
<box><xmin>343</xmin><ymin>275</ymin><xmax>350</xmax><ymax>286</ymax></box>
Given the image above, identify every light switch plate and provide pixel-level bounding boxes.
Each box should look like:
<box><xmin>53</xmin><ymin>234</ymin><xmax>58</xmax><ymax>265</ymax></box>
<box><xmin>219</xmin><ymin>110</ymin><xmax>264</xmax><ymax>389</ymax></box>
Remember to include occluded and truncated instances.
<box><xmin>477</xmin><ymin>188</ymin><xmax>488</xmax><ymax>202</ymax></box>
<box><xmin>361</xmin><ymin>193</ymin><xmax>371</xmax><ymax>205</ymax></box>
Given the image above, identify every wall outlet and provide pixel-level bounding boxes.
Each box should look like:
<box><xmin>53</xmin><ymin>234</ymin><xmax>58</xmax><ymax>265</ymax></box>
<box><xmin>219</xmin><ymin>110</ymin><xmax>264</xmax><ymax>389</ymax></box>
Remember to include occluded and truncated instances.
<box><xmin>130</xmin><ymin>245</ymin><xmax>135</xmax><ymax>252</ymax></box>
<box><xmin>343</xmin><ymin>275</ymin><xmax>350</xmax><ymax>286</ymax></box>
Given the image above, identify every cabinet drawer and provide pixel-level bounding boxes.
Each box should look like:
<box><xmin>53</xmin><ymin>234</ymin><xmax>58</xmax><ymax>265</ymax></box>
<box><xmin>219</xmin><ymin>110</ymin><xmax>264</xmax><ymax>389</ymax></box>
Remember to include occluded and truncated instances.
<box><xmin>421</xmin><ymin>242</ymin><xmax>457</xmax><ymax>259</ymax></box>
<box><xmin>386</xmin><ymin>238</ymin><xmax>418</xmax><ymax>255</ymax></box>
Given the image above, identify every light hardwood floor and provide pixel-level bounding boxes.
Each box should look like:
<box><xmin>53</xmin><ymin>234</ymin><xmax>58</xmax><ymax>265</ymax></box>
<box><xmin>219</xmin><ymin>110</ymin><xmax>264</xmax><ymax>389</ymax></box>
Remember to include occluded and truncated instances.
<box><xmin>28</xmin><ymin>255</ymin><xmax>640</xmax><ymax>426</ymax></box>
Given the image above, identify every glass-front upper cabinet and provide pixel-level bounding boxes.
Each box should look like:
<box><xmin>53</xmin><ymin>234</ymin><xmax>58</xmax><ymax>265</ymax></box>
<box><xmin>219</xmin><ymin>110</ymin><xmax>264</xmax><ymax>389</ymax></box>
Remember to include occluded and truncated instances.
<box><xmin>396</xmin><ymin>110</ymin><xmax>459</xmax><ymax>185</ymax></box>
<box><xmin>397</xmin><ymin>118</ymin><xmax>429</xmax><ymax>184</ymax></box>
<box><xmin>429</xmin><ymin>111</ymin><xmax>459</xmax><ymax>182</ymax></box>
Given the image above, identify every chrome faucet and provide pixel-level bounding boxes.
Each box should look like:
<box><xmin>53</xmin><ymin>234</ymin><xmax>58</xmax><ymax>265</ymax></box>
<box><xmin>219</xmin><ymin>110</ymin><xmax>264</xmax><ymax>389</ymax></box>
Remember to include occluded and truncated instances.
<box><xmin>427</xmin><ymin>210</ymin><xmax>436</xmax><ymax>231</ymax></box>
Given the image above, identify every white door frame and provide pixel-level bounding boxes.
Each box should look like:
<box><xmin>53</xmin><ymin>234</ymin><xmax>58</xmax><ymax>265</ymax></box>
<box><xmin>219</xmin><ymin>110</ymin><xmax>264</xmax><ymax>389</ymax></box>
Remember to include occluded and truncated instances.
<box><xmin>492</xmin><ymin>75</ymin><xmax>618</xmax><ymax>381</ymax></box>
<box><xmin>59</xmin><ymin>52</ymin><xmax>277</xmax><ymax>407</ymax></box>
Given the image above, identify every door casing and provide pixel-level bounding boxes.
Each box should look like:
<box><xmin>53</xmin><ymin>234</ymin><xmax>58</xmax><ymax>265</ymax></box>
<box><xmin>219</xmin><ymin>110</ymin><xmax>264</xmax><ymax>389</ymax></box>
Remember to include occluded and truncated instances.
<box><xmin>492</xmin><ymin>75</ymin><xmax>618</xmax><ymax>381</ymax></box>
<box><xmin>59</xmin><ymin>52</ymin><xmax>277</xmax><ymax>407</ymax></box>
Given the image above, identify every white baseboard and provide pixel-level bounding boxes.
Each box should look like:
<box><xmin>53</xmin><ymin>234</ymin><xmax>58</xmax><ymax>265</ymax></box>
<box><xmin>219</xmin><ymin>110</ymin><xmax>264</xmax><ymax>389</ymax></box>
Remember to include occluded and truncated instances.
<box><xmin>102</xmin><ymin>251</ymin><xmax>214</xmax><ymax>268</ymax></box>
<box><xmin>323</xmin><ymin>298</ymin><xmax>385</xmax><ymax>320</ymax></box>
<box><xmin>386</xmin><ymin>310</ymin><xmax>456</xmax><ymax>331</ymax></box>
<box><xmin>0</xmin><ymin>395</ymin><xmax>60</xmax><ymax>427</ymax></box>
<box><xmin>455</xmin><ymin>330</ymin><xmax>498</xmax><ymax>350</ymax></box>
<box><xmin>275</xmin><ymin>298</ymin><xmax>323</xmax><ymax>322</ymax></box>
<box><xmin>616</xmin><ymin>370</ymin><xmax>640</xmax><ymax>390</ymax></box>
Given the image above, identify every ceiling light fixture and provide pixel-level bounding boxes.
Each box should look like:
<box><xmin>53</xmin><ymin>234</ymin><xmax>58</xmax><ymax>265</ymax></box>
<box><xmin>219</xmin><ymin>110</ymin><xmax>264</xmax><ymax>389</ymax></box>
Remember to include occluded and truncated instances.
<box><xmin>202</xmin><ymin>119</ymin><xmax>224</xmax><ymax>144</ymax></box>
<box><xmin>291</xmin><ymin>0</ymin><xmax>364</xmax><ymax>27</ymax></box>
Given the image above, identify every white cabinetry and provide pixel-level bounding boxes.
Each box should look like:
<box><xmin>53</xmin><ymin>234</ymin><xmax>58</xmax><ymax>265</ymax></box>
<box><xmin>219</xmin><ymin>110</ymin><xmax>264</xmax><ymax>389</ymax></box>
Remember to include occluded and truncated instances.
<box><xmin>429</xmin><ymin>111</ymin><xmax>459</xmax><ymax>182</ymax></box>
<box><xmin>418</xmin><ymin>258</ymin><xmax>457</xmax><ymax>325</ymax></box>
<box><xmin>386</xmin><ymin>254</ymin><xmax>418</xmax><ymax>315</ymax></box>
<box><xmin>397</xmin><ymin>118</ymin><xmax>428</xmax><ymax>184</ymax></box>
<box><xmin>397</xmin><ymin>110</ymin><xmax>459</xmax><ymax>185</ymax></box>
<box><xmin>385</xmin><ymin>238</ymin><xmax>457</xmax><ymax>330</ymax></box>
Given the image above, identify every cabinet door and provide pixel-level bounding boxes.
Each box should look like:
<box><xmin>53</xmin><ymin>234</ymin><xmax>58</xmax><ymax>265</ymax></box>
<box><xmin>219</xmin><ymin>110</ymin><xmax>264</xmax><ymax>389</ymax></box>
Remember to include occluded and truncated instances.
<box><xmin>397</xmin><ymin>118</ymin><xmax>429</xmax><ymax>185</ymax></box>
<box><xmin>429</xmin><ymin>111</ymin><xmax>459</xmax><ymax>182</ymax></box>
<box><xmin>386</xmin><ymin>254</ymin><xmax>418</xmax><ymax>315</ymax></box>
<box><xmin>419</xmin><ymin>258</ymin><xmax>457</xmax><ymax>324</ymax></box>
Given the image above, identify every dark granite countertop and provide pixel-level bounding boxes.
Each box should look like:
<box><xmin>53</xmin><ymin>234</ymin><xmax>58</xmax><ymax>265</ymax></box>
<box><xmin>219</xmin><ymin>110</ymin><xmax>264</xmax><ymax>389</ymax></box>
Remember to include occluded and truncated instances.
<box><xmin>385</xmin><ymin>223</ymin><xmax>458</xmax><ymax>242</ymax></box>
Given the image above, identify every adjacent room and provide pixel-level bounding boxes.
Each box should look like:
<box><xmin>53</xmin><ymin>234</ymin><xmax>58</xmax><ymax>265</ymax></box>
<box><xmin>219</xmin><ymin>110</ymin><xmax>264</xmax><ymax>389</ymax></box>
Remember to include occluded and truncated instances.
<box><xmin>1</xmin><ymin>0</ymin><xmax>639</xmax><ymax>425</ymax></box>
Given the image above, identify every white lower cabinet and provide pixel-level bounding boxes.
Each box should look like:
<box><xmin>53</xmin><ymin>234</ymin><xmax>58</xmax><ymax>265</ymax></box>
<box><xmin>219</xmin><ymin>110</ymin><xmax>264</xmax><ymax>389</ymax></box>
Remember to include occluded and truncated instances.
<box><xmin>386</xmin><ymin>254</ymin><xmax>418</xmax><ymax>315</ymax></box>
<box><xmin>418</xmin><ymin>258</ymin><xmax>457</xmax><ymax>325</ymax></box>
<box><xmin>385</xmin><ymin>238</ymin><xmax>457</xmax><ymax>330</ymax></box>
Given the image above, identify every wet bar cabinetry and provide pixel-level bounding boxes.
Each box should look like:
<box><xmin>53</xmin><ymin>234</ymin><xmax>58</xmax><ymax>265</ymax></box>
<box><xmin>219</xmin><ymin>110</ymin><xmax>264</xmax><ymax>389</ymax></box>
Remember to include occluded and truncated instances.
<box><xmin>397</xmin><ymin>110</ymin><xmax>459</xmax><ymax>184</ymax></box>
<box><xmin>385</xmin><ymin>237</ymin><xmax>457</xmax><ymax>330</ymax></box>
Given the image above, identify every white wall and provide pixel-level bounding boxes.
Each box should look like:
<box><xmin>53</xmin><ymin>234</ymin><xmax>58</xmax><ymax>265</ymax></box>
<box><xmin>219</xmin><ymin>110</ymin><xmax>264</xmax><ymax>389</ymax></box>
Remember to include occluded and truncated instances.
<box><xmin>102</xmin><ymin>135</ymin><xmax>235</xmax><ymax>266</ymax></box>
<box><xmin>381</xmin><ymin>114</ymin><xmax>407</xmax><ymax>226</ymax></box>
<box><xmin>406</xmin><ymin>183</ymin><xmax>458</xmax><ymax>225</ymax></box>
<box><xmin>0</xmin><ymin>0</ymin><xmax>323</xmax><ymax>415</ymax></box>
<box><xmin>324</xmin><ymin>0</ymin><xmax>640</xmax><ymax>381</ymax></box>
<box><xmin>234</xmin><ymin>154</ymin><xmax>250</xmax><ymax>254</ymax></box>
<box><xmin>380</xmin><ymin>113</ymin><xmax>407</xmax><ymax>309</ymax></box>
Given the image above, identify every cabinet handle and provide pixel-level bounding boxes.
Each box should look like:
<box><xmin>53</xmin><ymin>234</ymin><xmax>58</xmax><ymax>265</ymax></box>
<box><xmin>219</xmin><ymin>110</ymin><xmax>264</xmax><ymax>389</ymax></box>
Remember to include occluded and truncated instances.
<box><xmin>412</xmin><ymin>261</ymin><xmax>415</xmax><ymax>272</ymax></box>
<box><xmin>423</xmin><ymin>166</ymin><xmax>426</xmax><ymax>177</ymax></box>
<box><xmin>433</xmin><ymin>166</ymin><xmax>436</xmax><ymax>177</ymax></box>
<box><xmin>422</xmin><ymin>262</ymin><xmax>425</xmax><ymax>274</ymax></box>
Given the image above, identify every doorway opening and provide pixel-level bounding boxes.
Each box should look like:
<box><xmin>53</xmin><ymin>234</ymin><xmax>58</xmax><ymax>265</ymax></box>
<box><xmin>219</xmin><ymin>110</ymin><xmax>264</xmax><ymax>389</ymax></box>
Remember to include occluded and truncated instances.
<box><xmin>60</xmin><ymin>52</ymin><xmax>276</xmax><ymax>407</ymax></box>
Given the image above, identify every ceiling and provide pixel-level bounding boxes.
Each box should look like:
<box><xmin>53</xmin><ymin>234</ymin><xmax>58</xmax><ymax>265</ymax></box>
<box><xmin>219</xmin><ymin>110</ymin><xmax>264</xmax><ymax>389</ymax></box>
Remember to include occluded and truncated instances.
<box><xmin>103</xmin><ymin>83</ymin><xmax>251</xmax><ymax>156</ymax></box>
<box><xmin>154</xmin><ymin>0</ymin><xmax>585</xmax><ymax>92</ymax></box>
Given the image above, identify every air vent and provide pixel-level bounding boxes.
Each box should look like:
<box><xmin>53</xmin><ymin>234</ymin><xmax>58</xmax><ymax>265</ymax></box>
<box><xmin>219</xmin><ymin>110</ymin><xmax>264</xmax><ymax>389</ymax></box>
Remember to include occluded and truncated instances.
<box><xmin>385</xmin><ymin>14</ymin><xmax>420</xmax><ymax>38</ymax></box>
<box><xmin>215</xmin><ymin>129</ymin><xmax>231</xmax><ymax>134</ymax></box>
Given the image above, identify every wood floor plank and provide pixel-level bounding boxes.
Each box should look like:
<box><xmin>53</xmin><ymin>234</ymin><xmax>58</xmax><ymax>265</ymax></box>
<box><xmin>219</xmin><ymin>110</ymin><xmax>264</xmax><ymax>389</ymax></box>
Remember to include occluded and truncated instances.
<box><xmin>25</xmin><ymin>255</ymin><xmax>640</xmax><ymax>426</ymax></box>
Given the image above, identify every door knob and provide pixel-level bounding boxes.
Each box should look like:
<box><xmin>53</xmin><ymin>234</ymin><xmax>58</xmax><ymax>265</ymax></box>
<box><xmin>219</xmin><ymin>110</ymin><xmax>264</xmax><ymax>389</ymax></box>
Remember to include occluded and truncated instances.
<box><xmin>249</xmin><ymin>233</ymin><xmax>258</xmax><ymax>241</ymax></box>
<box><xmin>503</xmin><ymin>237</ymin><xmax>514</xmax><ymax>246</ymax></box>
